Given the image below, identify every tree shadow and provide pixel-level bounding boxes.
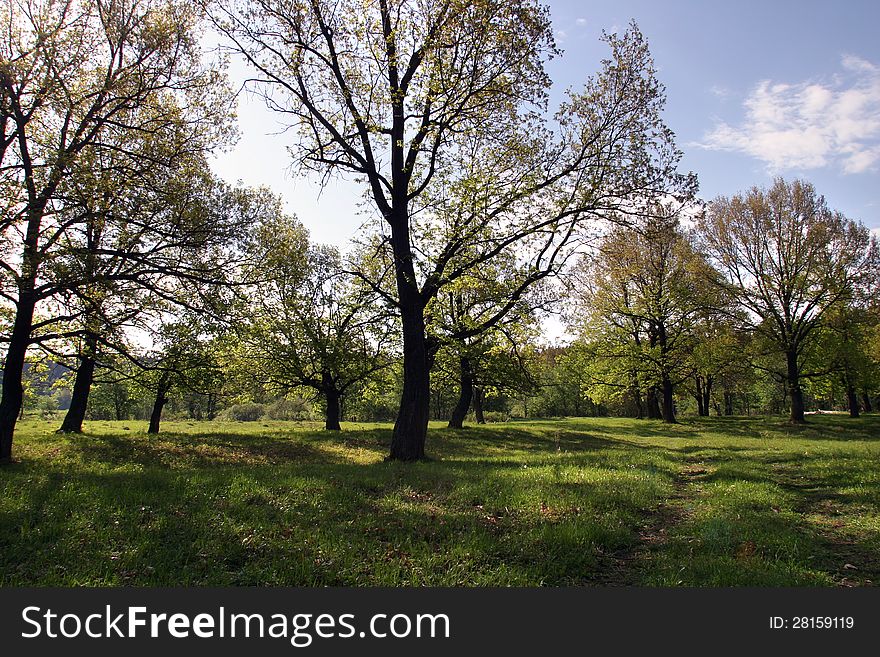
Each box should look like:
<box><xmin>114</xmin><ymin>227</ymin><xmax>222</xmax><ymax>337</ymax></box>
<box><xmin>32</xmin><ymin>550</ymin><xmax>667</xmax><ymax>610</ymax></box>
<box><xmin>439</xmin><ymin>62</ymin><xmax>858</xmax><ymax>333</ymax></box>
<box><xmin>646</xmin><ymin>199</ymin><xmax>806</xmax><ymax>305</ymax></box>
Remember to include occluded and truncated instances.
<box><xmin>0</xmin><ymin>440</ymin><xmax>674</xmax><ymax>585</ymax></box>
<box><xmin>63</xmin><ymin>431</ymin><xmax>353</xmax><ymax>468</ymax></box>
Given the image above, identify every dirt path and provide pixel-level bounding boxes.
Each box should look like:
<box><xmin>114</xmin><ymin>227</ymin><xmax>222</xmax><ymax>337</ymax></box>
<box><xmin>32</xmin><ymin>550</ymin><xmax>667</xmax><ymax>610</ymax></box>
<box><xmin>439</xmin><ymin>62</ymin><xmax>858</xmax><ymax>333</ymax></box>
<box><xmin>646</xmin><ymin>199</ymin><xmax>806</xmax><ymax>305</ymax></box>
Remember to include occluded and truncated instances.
<box><xmin>590</xmin><ymin>458</ymin><xmax>878</xmax><ymax>587</ymax></box>
<box><xmin>589</xmin><ymin>461</ymin><xmax>711</xmax><ymax>586</ymax></box>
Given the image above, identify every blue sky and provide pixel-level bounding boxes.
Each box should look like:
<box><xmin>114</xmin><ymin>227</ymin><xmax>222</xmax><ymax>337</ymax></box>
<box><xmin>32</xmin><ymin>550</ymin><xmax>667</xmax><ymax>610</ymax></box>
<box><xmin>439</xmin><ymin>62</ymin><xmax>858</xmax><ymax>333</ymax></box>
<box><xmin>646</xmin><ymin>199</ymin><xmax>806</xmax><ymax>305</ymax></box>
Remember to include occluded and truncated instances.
<box><xmin>211</xmin><ymin>0</ymin><xmax>880</xmax><ymax>245</ymax></box>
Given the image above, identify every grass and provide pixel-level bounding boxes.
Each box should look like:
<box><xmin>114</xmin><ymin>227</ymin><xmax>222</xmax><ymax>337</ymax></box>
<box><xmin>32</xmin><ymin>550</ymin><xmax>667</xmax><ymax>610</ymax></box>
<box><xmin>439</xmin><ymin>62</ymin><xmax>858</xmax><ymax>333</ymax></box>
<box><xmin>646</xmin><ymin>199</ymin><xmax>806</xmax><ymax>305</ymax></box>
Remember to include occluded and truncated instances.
<box><xmin>1</xmin><ymin>414</ymin><xmax>877</xmax><ymax>586</ymax></box>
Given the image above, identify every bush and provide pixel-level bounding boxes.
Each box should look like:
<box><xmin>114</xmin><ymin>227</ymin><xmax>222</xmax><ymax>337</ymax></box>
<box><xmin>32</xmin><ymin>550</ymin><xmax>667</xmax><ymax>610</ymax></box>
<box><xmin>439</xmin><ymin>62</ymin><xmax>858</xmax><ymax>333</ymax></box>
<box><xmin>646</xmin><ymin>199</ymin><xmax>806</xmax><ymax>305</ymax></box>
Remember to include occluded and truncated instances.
<box><xmin>265</xmin><ymin>396</ymin><xmax>313</xmax><ymax>421</ymax></box>
<box><xmin>480</xmin><ymin>411</ymin><xmax>509</xmax><ymax>423</ymax></box>
<box><xmin>227</xmin><ymin>403</ymin><xmax>266</xmax><ymax>422</ymax></box>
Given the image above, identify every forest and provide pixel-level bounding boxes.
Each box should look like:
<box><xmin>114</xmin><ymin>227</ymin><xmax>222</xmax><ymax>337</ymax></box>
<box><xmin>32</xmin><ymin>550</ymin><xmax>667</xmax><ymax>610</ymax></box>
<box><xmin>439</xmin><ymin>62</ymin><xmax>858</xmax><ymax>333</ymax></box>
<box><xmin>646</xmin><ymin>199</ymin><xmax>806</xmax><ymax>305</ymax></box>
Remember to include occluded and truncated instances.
<box><xmin>0</xmin><ymin>0</ymin><xmax>878</xmax><ymax>588</ymax></box>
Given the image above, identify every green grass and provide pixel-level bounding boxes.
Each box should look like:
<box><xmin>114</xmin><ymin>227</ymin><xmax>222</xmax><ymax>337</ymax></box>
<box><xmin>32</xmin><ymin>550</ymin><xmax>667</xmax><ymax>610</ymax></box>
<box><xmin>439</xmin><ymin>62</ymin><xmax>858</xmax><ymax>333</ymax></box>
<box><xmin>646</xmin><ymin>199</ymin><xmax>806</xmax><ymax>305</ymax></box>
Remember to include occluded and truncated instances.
<box><xmin>1</xmin><ymin>414</ymin><xmax>877</xmax><ymax>586</ymax></box>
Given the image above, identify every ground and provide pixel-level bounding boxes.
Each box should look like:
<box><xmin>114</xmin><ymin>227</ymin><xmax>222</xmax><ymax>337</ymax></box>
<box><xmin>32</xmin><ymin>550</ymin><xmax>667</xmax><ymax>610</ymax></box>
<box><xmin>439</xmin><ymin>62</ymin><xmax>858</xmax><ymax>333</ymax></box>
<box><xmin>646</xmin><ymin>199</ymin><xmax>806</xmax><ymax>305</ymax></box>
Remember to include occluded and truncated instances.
<box><xmin>1</xmin><ymin>415</ymin><xmax>877</xmax><ymax>586</ymax></box>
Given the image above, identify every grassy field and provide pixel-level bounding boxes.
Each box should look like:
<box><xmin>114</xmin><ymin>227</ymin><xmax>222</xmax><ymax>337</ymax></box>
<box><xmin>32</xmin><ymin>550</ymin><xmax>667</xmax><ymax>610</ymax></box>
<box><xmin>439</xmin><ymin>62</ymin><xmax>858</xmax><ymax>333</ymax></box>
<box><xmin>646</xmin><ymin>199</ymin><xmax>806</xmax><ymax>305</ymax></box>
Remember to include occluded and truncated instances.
<box><xmin>1</xmin><ymin>414</ymin><xmax>877</xmax><ymax>586</ymax></box>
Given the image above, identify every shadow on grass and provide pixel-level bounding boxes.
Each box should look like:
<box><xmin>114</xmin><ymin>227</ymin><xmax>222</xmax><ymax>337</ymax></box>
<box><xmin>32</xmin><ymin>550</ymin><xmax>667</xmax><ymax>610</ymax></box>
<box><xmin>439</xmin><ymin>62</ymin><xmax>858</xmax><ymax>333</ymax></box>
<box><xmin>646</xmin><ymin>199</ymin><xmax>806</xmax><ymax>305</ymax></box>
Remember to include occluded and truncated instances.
<box><xmin>435</xmin><ymin>427</ymin><xmax>625</xmax><ymax>457</ymax></box>
<box><xmin>0</xmin><ymin>452</ymin><xmax>666</xmax><ymax>586</ymax></box>
<box><xmin>555</xmin><ymin>414</ymin><xmax>880</xmax><ymax>443</ymax></box>
<box><xmin>3</xmin><ymin>414</ymin><xmax>878</xmax><ymax>586</ymax></box>
<box><xmin>62</xmin><ymin>431</ymin><xmax>356</xmax><ymax>468</ymax></box>
<box><xmin>700</xmin><ymin>458</ymin><xmax>880</xmax><ymax>509</ymax></box>
<box><xmin>646</xmin><ymin>487</ymin><xmax>880</xmax><ymax>586</ymax></box>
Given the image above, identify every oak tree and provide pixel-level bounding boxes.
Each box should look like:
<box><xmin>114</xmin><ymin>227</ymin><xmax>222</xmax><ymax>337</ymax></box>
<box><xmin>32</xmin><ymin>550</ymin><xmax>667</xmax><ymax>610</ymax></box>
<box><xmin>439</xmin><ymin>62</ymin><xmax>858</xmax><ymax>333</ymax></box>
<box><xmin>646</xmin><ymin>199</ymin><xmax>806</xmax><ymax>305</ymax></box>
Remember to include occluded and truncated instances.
<box><xmin>214</xmin><ymin>0</ymin><xmax>693</xmax><ymax>458</ymax></box>
<box><xmin>570</xmin><ymin>207</ymin><xmax>714</xmax><ymax>423</ymax></box>
<box><xmin>698</xmin><ymin>179</ymin><xmax>878</xmax><ymax>423</ymax></box>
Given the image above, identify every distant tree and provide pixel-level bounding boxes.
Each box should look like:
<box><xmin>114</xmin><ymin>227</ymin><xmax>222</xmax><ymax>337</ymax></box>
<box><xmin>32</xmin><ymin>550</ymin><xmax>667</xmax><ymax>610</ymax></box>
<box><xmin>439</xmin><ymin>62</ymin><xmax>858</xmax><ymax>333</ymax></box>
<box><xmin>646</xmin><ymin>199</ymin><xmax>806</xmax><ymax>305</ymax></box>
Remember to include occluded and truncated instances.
<box><xmin>569</xmin><ymin>206</ymin><xmax>716</xmax><ymax>423</ymax></box>
<box><xmin>811</xmin><ymin>304</ymin><xmax>880</xmax><ymax>417</ymax></box>
<box><xmin>87</xmin><ymin>363</ymin><xmax>137</xmax><ymax>421</ymax></box>
<box><xmin>698</xmin><ymin>178</ymin><xmax>878</xmax><ymax>423</ymax></box>
<box><xmin>525</xmin><ymin>345</ymin><xmax>602</xmax><ymax>419</ymax></box>
<box><xmin>427</xmin><ymin>253</ymin><xmax>544</xmax><ymax>429</ymax></box>
<box><xmin>137</xmin><ymin>319</ymin><xmax>225</xmax><ymax>434</ymax></box>
<box><xmin>866</xmin><ymin>319</ymin><xmax>880</xmax><ymax>412</ymax></box>
<box><xmin>344</xmin><ymin>362</ymin><xmax>402</xmax><ymax>423</ymax></box>
<box><xmin>433</xmin><ymin>325</ymin><xmax>538</xmax><ymax>427</ymax></box>
<box><xmin>214</xmin><ymin>1</ymin><xmax>695</xmax><ymax>459</ymax></box>
<box><xmin>241</xmin><ymin>229</ymin><xmax>397</xmax><ymax>430</ymax></box>
<box><xmin>685</xmin><ymin>314</ymin><xmax>744</xmax><ymax>416</ymax></box>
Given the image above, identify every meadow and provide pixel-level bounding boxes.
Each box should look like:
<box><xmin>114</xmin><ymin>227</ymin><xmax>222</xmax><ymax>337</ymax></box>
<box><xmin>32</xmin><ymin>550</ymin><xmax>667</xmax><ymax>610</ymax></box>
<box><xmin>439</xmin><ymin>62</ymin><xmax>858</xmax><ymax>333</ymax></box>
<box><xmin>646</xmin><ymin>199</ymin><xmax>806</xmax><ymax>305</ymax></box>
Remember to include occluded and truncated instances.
<box><xmin>1</xmin><ymin>414</ymin><xmax>877</xmax><ymax>586</ymax></box>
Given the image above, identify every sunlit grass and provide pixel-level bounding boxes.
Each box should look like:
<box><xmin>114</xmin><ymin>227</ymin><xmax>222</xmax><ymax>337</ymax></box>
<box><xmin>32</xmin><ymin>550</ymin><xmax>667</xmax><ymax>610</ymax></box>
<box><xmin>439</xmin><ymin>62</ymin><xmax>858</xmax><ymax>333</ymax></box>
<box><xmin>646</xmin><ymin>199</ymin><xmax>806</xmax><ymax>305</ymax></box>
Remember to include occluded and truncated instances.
<box><xmin>1</xmin><ymin>414</ymin><xmax>877</xmax><ymax>586</ymax></box>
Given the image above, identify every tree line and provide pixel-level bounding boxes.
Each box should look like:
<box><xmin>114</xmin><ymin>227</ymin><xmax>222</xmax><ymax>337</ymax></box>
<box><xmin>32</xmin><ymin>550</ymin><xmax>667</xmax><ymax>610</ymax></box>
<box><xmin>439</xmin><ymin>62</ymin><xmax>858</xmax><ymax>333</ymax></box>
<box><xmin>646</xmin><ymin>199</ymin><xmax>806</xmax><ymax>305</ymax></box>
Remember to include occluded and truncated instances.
<box><xmin>566</xmin><ymin>183</ymin><xmax>878</xmax><ymax>425</ymax></box>
<box><xmin>1</xmin><ymin>0</ymin><xmax>877</xmax><ymax>464</ymax></box>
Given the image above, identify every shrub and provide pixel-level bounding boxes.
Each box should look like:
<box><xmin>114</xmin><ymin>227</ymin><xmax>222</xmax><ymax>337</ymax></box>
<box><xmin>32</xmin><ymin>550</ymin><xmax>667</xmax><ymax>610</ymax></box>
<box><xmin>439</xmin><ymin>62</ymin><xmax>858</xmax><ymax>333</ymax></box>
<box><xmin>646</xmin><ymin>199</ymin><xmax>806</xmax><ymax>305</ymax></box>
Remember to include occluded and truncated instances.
<box><xmin>265</xmin><ymin>396</ymin><xmax>313</xmax><ymax>421</ymax></box>
<box><xmin>227</xmin><ymin>403</ymin><xmax>265</xmax><ymax>422</ymax></box>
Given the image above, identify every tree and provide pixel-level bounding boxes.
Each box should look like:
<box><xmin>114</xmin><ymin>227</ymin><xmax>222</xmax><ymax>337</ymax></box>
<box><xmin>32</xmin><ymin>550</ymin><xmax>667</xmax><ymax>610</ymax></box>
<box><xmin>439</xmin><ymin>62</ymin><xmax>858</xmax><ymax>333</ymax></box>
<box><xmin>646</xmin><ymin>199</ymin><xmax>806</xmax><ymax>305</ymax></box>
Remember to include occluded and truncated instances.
<box><xmin>49</xmin><ymin>166</ymin><xmax>260</xmax><ymax>434</ymax></box>
<box><xmin>811</xmin><ymin>303</ymin><xmax>879</xmax><ymax>417</ymax></box>
<box><xmin>866</xmin><ymin>318</ymin><xmax>880</xmax><ymax>412</ymax></box>
<box><xmin>686</xmin><ymin>321</ymin><xmax>746</xmax><ymax>416</ymax></box>
<box><xmin>85</xmin><ymin>358</ymin><xmax>137</xmax><ymax>421</ymax></box>
<box><xmin>214</xmin><ymin>1</ymin><xmax>694</xmax><ymax>458</ymax></box>
<box><xmin>698</xmin><ymin>178</ymin><xmax>878</xmax><ymax>423</ymax></box>
<box><xmin>241</xmin><ymin>224</ymin><xmax>397</xmax><ymax>431</ymax></box>
<box><xmin>134</xmin><ymin>319</ymin><xmax>225</xmax><ymax>434</ymax></box>
<box><xmin>569</xmin><ymin>207</ymin><xmax>715</xmax><ymax>423</ymax></box>
<box><xmin>525</xmin><ymin>345</ymin><xmax>603</xmax><ymax>419</ymax></box>
<box><xmin>425</xmin><ymin>251</ymin><xmax>544</xmax><ymax>428</ymax></box>
<box><xmin>433</xmin><ymin>323</ymin><xmax>538</xmax><ymax>427</ymax></box>
<box><xmin>0</xmin><ymin>0</ymin><xmax>231</xmax><ymax>461</ymax></box>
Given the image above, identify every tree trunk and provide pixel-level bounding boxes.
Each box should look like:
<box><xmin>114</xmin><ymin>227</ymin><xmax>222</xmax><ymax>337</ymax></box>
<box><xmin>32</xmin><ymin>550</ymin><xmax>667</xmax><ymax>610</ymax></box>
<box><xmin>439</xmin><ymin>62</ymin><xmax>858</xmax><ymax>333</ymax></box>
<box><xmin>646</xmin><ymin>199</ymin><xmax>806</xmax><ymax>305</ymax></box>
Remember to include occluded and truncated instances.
<box><xmin>58</xmin><ymin>335</ymin><xmax>98</xmax><ymax>433</ymax></box>
<box><xmin>148</xmin><ymin>380</ymin><xmax>170</xmax><ymax>434</ymax></box>
<box><xmin>114</xmin><ymin>385</ymin><xmax>127</xmax><ymax>421</ymax></box>
<box><xmin>390</xmin><ymin>315</ymin><xmax>430</xmax><ymax>459</ymax></box>
<box><xmin>661</xmin><ymin>375</ymin><xmax>676</xmax><ymax>423</ymax></box>
<box><xmin>632</xmin><ymin>373</ymin><xmax>644</xmax><ymax>419</ymax></box>
<box><xmin>701</xmin><ymin>377</ymin><xmax>712</xmax><ymax>418</ymax></box>
<box><xmin>187</xmin><ymin>397</ymin><xmax>202</xmax><ymax>420</ymax></box>
<box><xmin>0</xmin><ymin>194</ymin><xmax>50</xmax><ymax>463</ymax></box>
<box><xmin>693</xmin><ymin>375</ymin><xmax>705</xmax><ymax>416</ymax></box>
<box><xmin>786</xmin><ymin>350</ymin><xmax>806</xmax><ymax>424</ymax></box>
<box><xmin>846</xmin><ymin>383</ymin><xmax>860</xmax><ymax>419</ymax></box>
<box><xmin>388</xmin><ymin>214</ymin><xmax>430</xmax><ymax>460</ymax></box>
<box><xmin>862</xmin><ymin>391</ymin><xmax>873</xmax><ymax>413</ymax></box>
<box><xmin>646</xmin><ymin>387</ymin><xmax>661</xmax><ymax>419</ymax></box>
<box><xmin>723</xmin><ymin>390</ymin><xmax>734</xmax><ymax>416</ymax></box>
<box><xmin>473</xmin><ymin>387</ymin><xmax>485</xmax><ymax>424</ymax></box>
<box><xmin>448</xmin><ymin>356</ymin><xmax>473</xmax><ymax>429</ymax></box>
<box><xmin>0</xmin><ymin>292</ymin><xmax>37</xmax><ymax>463</ymax></box>
<box><xmin>207</xmin><ymin>393</ymin><xmax>218</xmax><ymax>420</ymax></box>
<box><xmin>325</xmin><ymin>388</ymin><xmax>342</xmax><ymax>431</ymax></box>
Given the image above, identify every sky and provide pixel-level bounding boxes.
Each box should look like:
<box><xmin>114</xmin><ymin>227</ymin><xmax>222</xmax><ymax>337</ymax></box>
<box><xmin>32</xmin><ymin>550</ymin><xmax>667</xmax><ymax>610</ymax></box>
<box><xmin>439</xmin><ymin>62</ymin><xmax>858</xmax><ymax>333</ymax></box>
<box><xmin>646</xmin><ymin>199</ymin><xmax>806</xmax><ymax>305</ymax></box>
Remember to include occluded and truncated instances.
<box><xmin>210</xmin><ymin>0</ymin><xmax>880</xmax><ymax>246</ymax></box>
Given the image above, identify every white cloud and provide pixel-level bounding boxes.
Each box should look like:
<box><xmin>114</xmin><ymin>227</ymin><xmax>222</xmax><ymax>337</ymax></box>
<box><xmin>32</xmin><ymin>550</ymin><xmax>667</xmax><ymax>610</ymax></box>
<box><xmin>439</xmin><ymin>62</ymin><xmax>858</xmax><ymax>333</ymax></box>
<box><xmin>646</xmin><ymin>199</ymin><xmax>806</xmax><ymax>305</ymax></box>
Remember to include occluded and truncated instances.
<box><xmin>575</xmin><ymin>18</ymin><xmax>587</xmax><ymax>26</ymax></box>
<box><xmin>698</xmin><ymin>56</ymin><xmax>880</xmax><ymax>174</ymax></box>
<box><xmin>708</xmin><ymin>85</ymin><xmax>731</xmax><ymax>99</ymax></box>
<box><xmin>842</xmin><ymin>54</ymin><xmax>879</xmax><ymax>75</ymax></box>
